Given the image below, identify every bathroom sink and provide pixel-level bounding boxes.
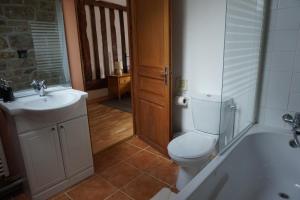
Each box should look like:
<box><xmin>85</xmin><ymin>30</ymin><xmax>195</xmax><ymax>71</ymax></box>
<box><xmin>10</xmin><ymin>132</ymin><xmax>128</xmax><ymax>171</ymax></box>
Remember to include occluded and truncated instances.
<box><xmin>0</xmin><ymin>88</ymin><xmax>88</xmax><ymax>133</ymax></box>
<box><xmin>0</xmin><ymin>89</ymin><xmax>87</xmax><ymax>115</ymax></box>
<box><xmin>22</xmin><ymin>93</ymin><xmax>80</xmax><ymax>112</ymax></box>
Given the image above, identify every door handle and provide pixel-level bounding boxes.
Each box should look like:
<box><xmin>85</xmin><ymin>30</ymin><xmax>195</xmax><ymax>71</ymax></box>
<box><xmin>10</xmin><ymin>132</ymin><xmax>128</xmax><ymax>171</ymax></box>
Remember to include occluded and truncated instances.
<box><xmin>160</xmin><ymin>67</ymin><xmax>169</xmax><ymax>85</ymax></box>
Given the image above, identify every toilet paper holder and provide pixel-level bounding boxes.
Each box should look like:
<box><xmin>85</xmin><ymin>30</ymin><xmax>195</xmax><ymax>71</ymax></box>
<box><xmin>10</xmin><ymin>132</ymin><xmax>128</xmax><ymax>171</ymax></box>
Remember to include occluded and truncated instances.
<box><xmin>175</xmin><ymin>96</ymin><xmax>189</xmax><ymax>107</ymax></box>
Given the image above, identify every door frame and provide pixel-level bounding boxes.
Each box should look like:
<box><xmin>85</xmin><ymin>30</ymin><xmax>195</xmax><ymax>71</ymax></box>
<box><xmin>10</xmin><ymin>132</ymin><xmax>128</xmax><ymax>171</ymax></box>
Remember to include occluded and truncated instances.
<box><xmin>74</xmin><ymin>0</ymin><xmax>135</xmax><ymax>154</ymax></box>
<box><xmin>126</xmin><ymin>0</ymin><xmax>136</xmax><ymax>137</ymax></box>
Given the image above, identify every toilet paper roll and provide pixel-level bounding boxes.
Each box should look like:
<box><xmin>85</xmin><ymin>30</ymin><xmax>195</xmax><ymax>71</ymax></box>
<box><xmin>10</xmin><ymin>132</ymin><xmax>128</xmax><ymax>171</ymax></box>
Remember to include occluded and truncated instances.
<box><xmin>175</xmin><ymin>96</ymin><xmax>189</xmax><ymax>107</ymax></box>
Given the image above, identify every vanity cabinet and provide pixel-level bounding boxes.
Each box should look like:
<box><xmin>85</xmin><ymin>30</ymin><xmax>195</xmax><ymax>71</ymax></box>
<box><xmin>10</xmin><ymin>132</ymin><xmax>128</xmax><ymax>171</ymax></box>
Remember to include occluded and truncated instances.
<box><xmin>0</xmin><ymin>89</ymin><xmax>94</xmax><ymax>200</ymax></box>
<box><xmin>19</xmin><ymin>116</ymin><xmax>93</xmax><ymax>196</ymax></box>
<box><xmin>58</xmin><ymin>116</ymin><xmax>93</xmax><ymax>178</ymax></box>
<box><xmin>19</xmin><ymin>126</ymin><xmax>66</xmax><ymax>194</ymax></box>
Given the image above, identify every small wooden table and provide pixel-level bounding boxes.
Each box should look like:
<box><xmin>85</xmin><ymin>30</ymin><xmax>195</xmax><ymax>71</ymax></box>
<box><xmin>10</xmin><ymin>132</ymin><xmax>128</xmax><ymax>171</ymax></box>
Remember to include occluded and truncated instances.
<box><xmin>107</xmin><ymin>73</ymin><xmax>131</xmax><ymax>100</ymax></box>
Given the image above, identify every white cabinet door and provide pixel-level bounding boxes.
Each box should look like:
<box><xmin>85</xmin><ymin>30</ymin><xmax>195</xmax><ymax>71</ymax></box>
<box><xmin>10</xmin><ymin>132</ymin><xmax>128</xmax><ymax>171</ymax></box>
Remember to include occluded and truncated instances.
<box><xmin>59</xmin><ymin>116</ymin><xmax>93</xmax><ymax>177</ymax></box>
<box><xmin>19</xmin><ymin>126</ymin><xmax>66</xmax><ymax>194</ymax></box>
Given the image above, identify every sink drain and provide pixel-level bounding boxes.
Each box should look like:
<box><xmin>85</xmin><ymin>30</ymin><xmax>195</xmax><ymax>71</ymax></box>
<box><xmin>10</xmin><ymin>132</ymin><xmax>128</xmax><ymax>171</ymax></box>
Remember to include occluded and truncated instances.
<box><xmin>278</xmin><ymin>192</ymin><xmax>290</xmax><ymax>199</ymax></box>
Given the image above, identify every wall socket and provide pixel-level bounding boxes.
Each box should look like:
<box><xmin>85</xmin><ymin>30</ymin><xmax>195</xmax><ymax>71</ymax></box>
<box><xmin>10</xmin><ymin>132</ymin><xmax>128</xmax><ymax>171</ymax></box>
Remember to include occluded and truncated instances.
<box><xmin>176</xmin><ymin>78</ymin><xmax>188</xmax><ymax>92</ymax></box>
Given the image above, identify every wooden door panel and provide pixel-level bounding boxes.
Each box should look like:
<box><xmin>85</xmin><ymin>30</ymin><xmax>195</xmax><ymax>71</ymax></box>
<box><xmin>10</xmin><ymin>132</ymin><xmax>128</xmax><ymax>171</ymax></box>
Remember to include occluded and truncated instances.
<box><xmin>131</xmin><ymin>0</ymin><xmax>171</xmax><ymax>154</ymax></box>
<box><xmin>139</xmin><ymin>92</ymin><xmax>165</xmax><ymax>107</ymax></box>
<box><xmin>136</xmin><ymin>0</ymin><xmax>164</xmax><ymax>66</ymax></box>
<box><xmin>138</xmin><ymin>99</ymin><xmax>168</xmax><ymax>147</ymax></box>
<box><xmin>138</xmin><ymin>66</ymin><xmax>165</xmax><ymax>80</ymax></box>
<box><xmin>139</xmin><ymin>77</ymin><xmax>165</xmax><ymax>96</ymax></box>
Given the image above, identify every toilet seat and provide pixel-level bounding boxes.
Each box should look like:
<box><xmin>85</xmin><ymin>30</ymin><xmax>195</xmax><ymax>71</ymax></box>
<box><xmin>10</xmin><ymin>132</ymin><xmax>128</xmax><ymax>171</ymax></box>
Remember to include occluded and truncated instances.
<box><xmin>167</xmin><ymin>131</ymin><xmax>217</xmax><ymax>159</ymax></box>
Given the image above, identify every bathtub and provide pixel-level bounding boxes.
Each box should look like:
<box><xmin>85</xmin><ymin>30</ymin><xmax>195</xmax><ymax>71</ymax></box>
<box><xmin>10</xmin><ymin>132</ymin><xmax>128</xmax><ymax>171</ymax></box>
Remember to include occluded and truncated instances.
<box><xmin>174</xmin><ymin>125</ymin><xmax>299</xmax><ymax>200</ymax></box>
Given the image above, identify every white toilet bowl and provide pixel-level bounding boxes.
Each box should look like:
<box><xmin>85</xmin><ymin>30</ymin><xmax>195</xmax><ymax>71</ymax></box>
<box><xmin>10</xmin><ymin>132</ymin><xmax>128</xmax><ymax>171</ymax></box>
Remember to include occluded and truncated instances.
<box><xmin>167</xmin><ymin>131</ymin><xmax>217</xmax><ymax>190</ymax></box>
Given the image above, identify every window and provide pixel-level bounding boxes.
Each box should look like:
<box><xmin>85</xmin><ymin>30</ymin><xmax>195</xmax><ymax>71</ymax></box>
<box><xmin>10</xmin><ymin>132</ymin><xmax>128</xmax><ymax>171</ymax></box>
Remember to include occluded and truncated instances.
<box><xmin>0</xmin><ymin>0</ymin><xmax>70</xmax><ymax>92</ymax></box>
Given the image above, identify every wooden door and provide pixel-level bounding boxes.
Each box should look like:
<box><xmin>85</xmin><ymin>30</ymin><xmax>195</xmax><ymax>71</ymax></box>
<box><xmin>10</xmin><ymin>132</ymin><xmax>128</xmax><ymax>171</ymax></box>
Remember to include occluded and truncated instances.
<box><xmin>58</xmin><ymin>116</ymin><xmax>93</xmax><ymax>178</ymax></box>
<box><xmin>19</xmin><ymin>126</ymin><xmax>65</xmax><ymax>194</ymax></box>
<box><xmin>130</xmin><ymin>0</ymin><xmax>171</xmax><ymax>154</ymax></box>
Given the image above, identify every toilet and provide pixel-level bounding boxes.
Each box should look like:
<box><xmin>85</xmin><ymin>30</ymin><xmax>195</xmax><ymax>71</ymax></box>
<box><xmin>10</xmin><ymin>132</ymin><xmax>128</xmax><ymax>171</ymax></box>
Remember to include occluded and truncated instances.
<box><xmin>168</xmin><ymin>94</ymin><xmax>230</xmax><ymax>191</ymax></box>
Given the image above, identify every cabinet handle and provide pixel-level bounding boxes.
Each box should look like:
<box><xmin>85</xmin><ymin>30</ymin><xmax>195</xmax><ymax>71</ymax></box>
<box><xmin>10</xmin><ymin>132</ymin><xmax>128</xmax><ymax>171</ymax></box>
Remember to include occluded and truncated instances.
<box><xmin>60</xmin><ymin>125</ymin><xmax>64</xmax><ymax>129</ymax></box>
<box><xmin>51</xmin><ymin>127</ymin><xmax>55</xmax><ymax>131</ymax></box>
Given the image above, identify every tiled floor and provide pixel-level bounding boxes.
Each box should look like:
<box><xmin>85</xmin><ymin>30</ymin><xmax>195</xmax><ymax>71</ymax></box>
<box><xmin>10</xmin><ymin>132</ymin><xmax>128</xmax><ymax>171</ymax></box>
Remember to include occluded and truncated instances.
<box><xmin>58</xmin><ymin>137</ymin><xmax>178</xmax><ymax>200</ymax></box>
<box><xmin>14</xmin><ymin>137</ymin><xmax>178</xmax><ymax>200</ymax></box>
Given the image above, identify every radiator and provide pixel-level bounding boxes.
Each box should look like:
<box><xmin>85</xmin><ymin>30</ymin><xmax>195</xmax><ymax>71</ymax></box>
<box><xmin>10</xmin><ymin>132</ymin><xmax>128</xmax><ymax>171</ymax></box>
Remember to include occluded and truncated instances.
<box><xmin>0</xmin><ymin>138</ymin><xmax>9</xmax><ymax>177</ymax></box>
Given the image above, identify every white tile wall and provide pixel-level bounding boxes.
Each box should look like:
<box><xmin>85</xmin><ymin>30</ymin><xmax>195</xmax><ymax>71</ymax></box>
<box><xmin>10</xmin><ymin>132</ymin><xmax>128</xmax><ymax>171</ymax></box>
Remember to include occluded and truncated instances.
<box><xmin>295</xmin><ymin>53</ymin><xmax>300</xmax><ymax>72</ymax></box>
<box><xmin>265</xmin><ymin>52</ymin><xmax>294</xmax><ymax>71</ymax></box>
<box><xmin>275</xmin><ymin>7</ymin><xmax>300</xmax><ymax>30</ymax></box>
<box><xmin>264</xmin><ymin>71</ymin><xmax>292</xmax><ymax>109</ymax></box>
<box><xmin>270</xmin><ymin>0</ymin><xmax>279</xmax><ymax>9</ymax></box>
<box><xmin>270</xmin><ymin>30</ymin><xmax>298</xmax><ymax>51</ymax></box>
<box><xmin>278</xmin><ymin>0</ymin><xmax>300</xmax><ymax>9</ymax></box>
<box><xmin>259</xmin><ymin>0</ymin><xmax>300</xmax><ymax>129</ymax></box>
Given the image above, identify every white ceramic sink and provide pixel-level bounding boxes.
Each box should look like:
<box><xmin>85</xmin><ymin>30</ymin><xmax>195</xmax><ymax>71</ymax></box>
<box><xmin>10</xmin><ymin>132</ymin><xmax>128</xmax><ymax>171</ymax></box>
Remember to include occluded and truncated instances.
<box><xmin>0</xmin><ymin>89</ymin><xmax>87</xmax><ymax>115</ymax></box>
<box><xmin>22</xmin><ymin>93</ymin><xmax>79</xmax><ymax>112</ymax></box>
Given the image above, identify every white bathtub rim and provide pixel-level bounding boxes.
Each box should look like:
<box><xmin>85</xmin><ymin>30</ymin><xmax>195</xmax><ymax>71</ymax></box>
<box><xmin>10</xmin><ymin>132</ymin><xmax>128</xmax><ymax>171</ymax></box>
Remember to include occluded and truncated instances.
<box><xmin>173</xmin><ymin>124</ymin><xmax>293</xmax><ymax>200</ymax></box>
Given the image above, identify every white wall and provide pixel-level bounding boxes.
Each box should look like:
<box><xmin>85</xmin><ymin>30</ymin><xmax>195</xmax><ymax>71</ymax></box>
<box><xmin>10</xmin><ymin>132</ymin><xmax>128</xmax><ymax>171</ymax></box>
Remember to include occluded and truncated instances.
<box><xmin>172</xmin><ymin>0</ymin><xmax>227</xmax><ymax>131</ymax></box>
<box><xmin>259</xmin><ymin>0</ymin><xmax>300</xmax><ymax>129</ymax></box>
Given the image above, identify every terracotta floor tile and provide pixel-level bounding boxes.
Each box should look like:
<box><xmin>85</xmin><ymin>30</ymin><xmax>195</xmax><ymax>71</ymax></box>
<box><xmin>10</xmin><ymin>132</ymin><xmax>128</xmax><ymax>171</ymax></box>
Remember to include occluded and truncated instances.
<box><xmin>48</xmin><ymin>193</ymin><xmax>70</xmax><ymax>200</ymax></box>
<box><xmin>126</xmin><ymin>136</ymin><xmax>149</xmax><ymax>149</ymax></box>
<box><xmin>145</xmin><ymin>158</ymin><xmax>179</xmax><ymax>186</ymax></box>
<box><xmin>122</xmin><ymin>174</ymin><xmax>167</xmax><ymax>200</ymax></box>
<box><xmin>94</xmin><ymin>150</ymin><xmax>121</xmax><ymax>173</ymax></box>
<box><xmin>111</xmin><ymin>142</ymin><xmax>143</xmax><ymax>157</ymax></box>
<box><xmin>125</xmin><ymin>150</ymin><xmax>161</xmax><ymax>171</ymax></box>
<box><xmin>106</xmin><ymin>191</ymin><xmax>133</xmax><ymax>200</ymax></box>
<box><xmin>94</xmin><ymin>143</ymin><xmax>142</xmax><ymax>172</ymax></box>
<box><xmin>145</xmin><ymin>146</ymin><xmax>166</xmax><ymax>157</ymax></box>
<box><xmin>67</xmin><ymin>175</ymin><xmax>116</xmax><ymax>200</ymax></box>
<box><xmin>100</xmin><ymin>162</ymin><xmax>141</xmax><ymax>188</ymax></box>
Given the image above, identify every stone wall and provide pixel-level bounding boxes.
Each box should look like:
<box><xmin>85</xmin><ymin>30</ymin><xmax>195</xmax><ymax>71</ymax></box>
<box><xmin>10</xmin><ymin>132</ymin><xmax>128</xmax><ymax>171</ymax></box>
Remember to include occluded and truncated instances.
<box><xmin>0</xmin><ymin>0</ymin><xmax>67</xmax><ymax>91</ymax></box>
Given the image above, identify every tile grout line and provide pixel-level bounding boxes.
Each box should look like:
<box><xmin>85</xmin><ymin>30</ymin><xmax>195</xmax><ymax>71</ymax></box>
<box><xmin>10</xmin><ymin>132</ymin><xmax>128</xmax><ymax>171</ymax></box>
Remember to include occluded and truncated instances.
<box><xmin>103</xmin><ymin>189</ymin><xmax>121</xmax><ymax>200</ymax></box>
<box><xmin>64</xmin><ymin>192</ymin><xmax>73</xmax><ymax>200</ymax></box>
<box><xmin>121</xmin><ymin>147</ymin><xmax>177</xmax><ymax>188</ymax></box>
<box><xmin>96</xmin><ymin>164</ymin><xmax>141</xmax><ymax>188</ymax></box>
<box><xmin>94</xmin><ymin>173</ymin><xmax>119</xmax><ymax>190</ymax></box>
<box><xmin>63</xmin><ymin>176</ymin><xmax>92</xmax><ymax>194</ymax></box>
<box><xmin>94</xmin><ymin>144</ymin><xmax>143</xmax><ymax>173</ymax></box>
<box><xmin>120</xmin><ymin>190</ymin><xmax>136</xmax><ymax>200</ymax></box>
<box><xmin>100</xmin><ymin>147</ymin><xmax>144</xmax><ymax>172</ymax></box>
<box><xmin>118</xmin><ymin>173</ymin><xmax>144</xmax><ymax>199</ymax></box>
<box><xmin>120</xmin><ymin>173</ymin><xmax>143</xmax><ymax>189</ymax></box>
<box><xmin>143</xmin><ymin>171</ymin><xmax>175</xmax><ymax>188</ymax></box>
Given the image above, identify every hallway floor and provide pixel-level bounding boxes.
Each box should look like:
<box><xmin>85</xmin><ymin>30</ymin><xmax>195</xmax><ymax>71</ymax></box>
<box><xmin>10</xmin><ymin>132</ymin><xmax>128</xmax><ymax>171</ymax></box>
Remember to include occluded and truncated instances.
<box><xmin>50</xmin><ymin>136</ymin><xmax>178</xmax><ymax>200</ymax></box>
<box><xmin>88</xmin><ymin>102</ymin><xmax>133</xmax><ymax>154</ymax></box>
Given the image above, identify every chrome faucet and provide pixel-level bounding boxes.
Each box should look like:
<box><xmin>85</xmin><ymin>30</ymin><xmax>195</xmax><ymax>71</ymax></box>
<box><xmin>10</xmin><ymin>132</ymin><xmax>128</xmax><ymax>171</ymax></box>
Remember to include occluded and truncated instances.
<box><xmin>282</xmin><ymin>113</ymin><xmax>300</xmax><ymax>147</ymax></box>
<box><xmin>31</xmin><ymin>80</ymin><xmax>47</xmax><ymax>96</ymax></box>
